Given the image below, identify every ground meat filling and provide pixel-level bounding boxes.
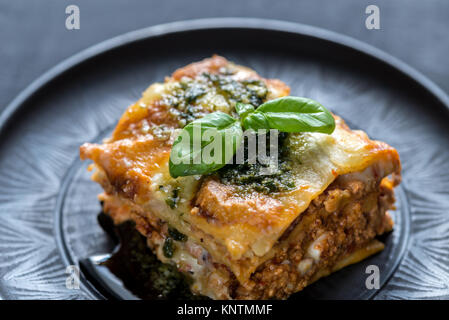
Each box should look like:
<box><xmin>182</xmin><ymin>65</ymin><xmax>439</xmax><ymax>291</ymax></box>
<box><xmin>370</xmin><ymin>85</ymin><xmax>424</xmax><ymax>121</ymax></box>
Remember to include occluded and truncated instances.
<box><xmin>232</xmin><ymin>174</ymin><xmax>395</xmax><ymax>299</ymax></box>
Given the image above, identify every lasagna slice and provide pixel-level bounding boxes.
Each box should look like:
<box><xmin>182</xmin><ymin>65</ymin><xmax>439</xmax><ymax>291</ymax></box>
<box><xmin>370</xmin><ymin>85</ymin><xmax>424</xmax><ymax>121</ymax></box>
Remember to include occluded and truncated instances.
<box><xmin>80</xmin><ymin>56</ymin><xmax>401</xmax><ymax>300</ymax></box>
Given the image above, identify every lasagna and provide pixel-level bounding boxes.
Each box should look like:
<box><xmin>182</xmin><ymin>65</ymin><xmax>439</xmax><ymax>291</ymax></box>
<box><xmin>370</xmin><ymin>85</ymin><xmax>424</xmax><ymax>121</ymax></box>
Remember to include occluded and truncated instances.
<box><xmin>80</xmin><ymin>56</ymin><xmax>401</xmax><ymax>299</ymax></box>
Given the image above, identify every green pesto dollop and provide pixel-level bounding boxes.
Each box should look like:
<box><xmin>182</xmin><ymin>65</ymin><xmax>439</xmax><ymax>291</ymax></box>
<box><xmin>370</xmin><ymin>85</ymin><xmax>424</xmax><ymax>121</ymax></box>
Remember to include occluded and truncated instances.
<box><xmin>162</xmin><ymin>237</ymin><xmax>175</xmax><ymax>258</ymax></box>
<box><xmin>164</xmin><ymin>187</ymin><xmax>180</xmax><ymax>209</ymax></box>
<box><xmin>168</xmin><ymin>227</ymin><xmax>188</xmax><ymax>242</ymax></box>
<box><xmin>217</xmin><ymin>132</ymin><xmax>296</xmax><ymax>194</ymax></box>
<box><xmin>162</xmin><ymin>71</ymin><xmax>268</xmax><ymax>126</ymax></box>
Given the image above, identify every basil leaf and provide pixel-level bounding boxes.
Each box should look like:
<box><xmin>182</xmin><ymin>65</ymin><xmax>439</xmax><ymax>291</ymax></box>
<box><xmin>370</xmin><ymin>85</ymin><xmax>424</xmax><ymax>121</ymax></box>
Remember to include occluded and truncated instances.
<box><xmin>169</xmin><ymin>112</ymin><xmax>243</xmax><ymax>178</ymax></box>
<box><xmin>242</xmin><ymin>112</ymin><xmax>270</xmax><ymax>131</ymax></box>
<box><xmin>235</xmin><ymin>102</ymin><xmax>255</xmax><ymax>119</ymax></box>
<box><xmin>245</xmin><ymin>96</ymin><xmax>335</xmax><ymax>134</ymax></box>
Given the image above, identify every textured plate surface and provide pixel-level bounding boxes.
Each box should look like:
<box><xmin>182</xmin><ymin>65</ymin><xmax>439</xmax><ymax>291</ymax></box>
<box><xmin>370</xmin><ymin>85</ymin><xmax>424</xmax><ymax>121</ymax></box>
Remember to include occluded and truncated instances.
<box><xmin>0</xmin><ymin>18</ymin><xmax>448</xmax><ymax>300</ymax></box>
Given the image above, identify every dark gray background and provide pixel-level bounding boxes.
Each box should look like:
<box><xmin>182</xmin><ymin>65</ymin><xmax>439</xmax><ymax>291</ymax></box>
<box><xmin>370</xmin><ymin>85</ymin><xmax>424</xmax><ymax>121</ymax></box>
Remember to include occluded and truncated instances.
<box><xmin>1</xmin><ymin>0</ymin><xmax>448</xmax><ymax>113</ymax></box>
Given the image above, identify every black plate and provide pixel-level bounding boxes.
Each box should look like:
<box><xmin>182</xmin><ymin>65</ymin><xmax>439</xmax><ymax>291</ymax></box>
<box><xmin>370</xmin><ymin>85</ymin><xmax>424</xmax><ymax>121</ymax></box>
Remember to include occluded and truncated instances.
<box><xmin>1</xmin><ymin>18</ymin><xmax>448</xmax><ymax>300</ymax></box>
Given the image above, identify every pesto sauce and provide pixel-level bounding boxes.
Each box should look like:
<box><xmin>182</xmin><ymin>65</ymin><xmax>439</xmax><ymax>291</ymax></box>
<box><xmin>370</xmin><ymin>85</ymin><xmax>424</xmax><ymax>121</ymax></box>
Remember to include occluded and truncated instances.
<box><xmin>163</xmin><ymin>71</ymin><xmax>268</xmax><ymax>127</ymax></box>
<box><xmin>163</xmin><ymin>228</ymin><xmax>188</xmax><ymax>258</ymax></box>
<box><xmin>168</xmin><ymin>227</ymin><xmax>188</xmax><ymax>242</ymax></box>
<box><xmin>163</xmin><ymin>237</ymin><xmax>175</xmax><ymax>258</ymax></box>
<box><xmin>203</xmin><ymin>73</ymin><xmax>268</xmax><ymax>107</ymax></box>
<box><xmin>164</xmin><ymin>187</ymin><xmax>180</xmax><ymax>209</ymax></box>
<box><xmin>217</xmin><ymin>132</ymin><xmax>296</xmax><ymax>194</ymax></box>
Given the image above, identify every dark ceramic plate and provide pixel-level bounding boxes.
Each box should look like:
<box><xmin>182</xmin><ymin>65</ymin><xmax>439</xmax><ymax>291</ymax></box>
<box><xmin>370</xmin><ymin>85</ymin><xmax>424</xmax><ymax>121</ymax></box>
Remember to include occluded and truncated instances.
<box><xmin>1</xmin><ymin>18</ymin><xmax>448</xmax><ymax>300</ymax></box>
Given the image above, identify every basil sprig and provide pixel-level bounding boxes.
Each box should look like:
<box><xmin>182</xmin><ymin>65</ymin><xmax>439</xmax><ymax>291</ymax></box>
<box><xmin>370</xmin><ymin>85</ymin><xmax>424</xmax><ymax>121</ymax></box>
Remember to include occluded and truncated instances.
<box><xmin>169</xmin><ymin>96</ymin><xmax>335</xmax><ymax>178</ymax></box>
<box><xmin>169</xmin><ymin>112</ymin><xmax>243</xmax><ymax>178</ymax></box>
<box><xmin>241</xmin><ymin>96</ymin><xmax>335</xmax><ymax>133</ymax></box>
